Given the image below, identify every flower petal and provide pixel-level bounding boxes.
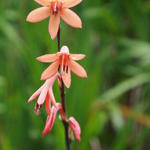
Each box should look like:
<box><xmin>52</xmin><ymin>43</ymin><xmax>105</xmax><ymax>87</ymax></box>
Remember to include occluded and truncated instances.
<box><xmin>68</xmin><ymin>60</ymin><xmax>87</xmax><ymax>78</ymax></box>
<box><xmin>35</xmin><ymin>0</ymin><xmax>50</xmax><ymax>6</ymax></box>
<box><xmin>42</xmin><ymin>106</ymin><xmax>58</xmax><ymax>136</ymax></box>
<box><xmin>63</xmin><ymin>0</ymin><xmax>82</xmax><ymax>8</ymax></box>
<box><xmin>37</xmin><ymin>54</ymin><xmax>58</xmax><ymax>63</ymax></box>
<box><xmin>37</xmin><ymin>85</ymin><xmax>48</xmax><ymax>105</ymax></box>
<box><xmin>26</xmin><ymin>7</ymin><xmax>50</xmax><ymax>23</ymax></box>
<box><xmin>41</xmin><ymin>61</ymin><xmax>59</xmax><ymax>80</ymax></box>
<box><xmin>28</xmin><ymin>84</ymin><xmax>44</xmax><ymax>103</ymax></box>
<box><xmin>62</xmin><ymin>68</ymin><xmax>71</xmax><ymax>88</ymax></box>
<box><xmin>69</xmin><ymin>117</ymin><xmax>81</xmax><ymax>142</ymax></box>
<box><xmin>49</xmin><ymin>14</ymin><xmax>60</xmax><ymax>40</ymax></box>
<box><xmin>49</xmin><ymin>88</ymin><xmax>56</xmax><ymax>106</ymax></box>
<box><xmin>45</xmin><ymin>93</ymin><xmax>51</xmax><ymax>115</ymax></box>
<box><xmin>70</xmin><ymin>54</ymin><xmax>85</xmax><ymax>61</ymax></box>
<box><xmin>61</xmin><ymin>8</ymin><xmax>82</xmax><ymax>28</ymax></box>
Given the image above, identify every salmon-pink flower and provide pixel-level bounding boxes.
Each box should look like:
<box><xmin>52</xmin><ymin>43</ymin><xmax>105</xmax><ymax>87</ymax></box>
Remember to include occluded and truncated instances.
<box><xmin>28</xmin><ymin>73</ymin><xmax>58</xmax><ymax>115</ymax></box>
<box><xmin>42</xmin><ymin>103</ymin><xmax>61</xmax><ymax>136</ymax></box>
<box><xmin>37</xmin><ymin>45</ymin><xmax>87</xmax><ymax>88</ymax></box>
<box><xmin>68</xmin><ymin>117</ymin><xmax>81</xmax><ymax>142</ymax></box>
<box><xmin>26</xmin><ymin>0</ymin><xmax>82</xmax><ymax>40</ymax></box>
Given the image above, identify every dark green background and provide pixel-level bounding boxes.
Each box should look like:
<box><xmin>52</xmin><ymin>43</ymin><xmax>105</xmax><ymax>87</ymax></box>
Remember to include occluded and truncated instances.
<box><xmin>1</xmin><ymin>0</ymin><xmax>150</xmax><ymax>150</ymax></box>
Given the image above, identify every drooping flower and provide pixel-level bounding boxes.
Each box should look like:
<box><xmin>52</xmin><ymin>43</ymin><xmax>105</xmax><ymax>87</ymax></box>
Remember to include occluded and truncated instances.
<box><xmin>68</xmin><ymin>117</ymin><xmax>81</xmax><ymax>142</ymax></box>
<box><xmin>42</xmin><ymin>103</ymin><xmax>61</xmax><ymax>136</ymax></box>
<box><xmin>26</xmin><ymin>0</ymin><xmax>82</xmax><ymax>40</ymax></box>
<box><xmin>28</xmin><ymin>73</ymin><xmax>59</xmax><ymax>115</ymax></box>
<box><xmin>37</xmin><ymin>45</ymin><xmax>87</xmax><ymax>88</ymax></box>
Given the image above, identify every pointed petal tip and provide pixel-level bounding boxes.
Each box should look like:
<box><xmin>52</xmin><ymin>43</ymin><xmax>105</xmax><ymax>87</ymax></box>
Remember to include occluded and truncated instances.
<box><xmin>79</xmin><ymin>23</ymin><xmax>82</xmax><ymax>28</ymax></box>
<box><xmin>49</xmin><ymin>28</ymin><xmax>57</xmax><ymax>40</ymax></box>
<box><xmin>75</xmin><ymin>18</ymin><xmax>82</xmax><ymax>28</ymax></box>
<box><xmin>84</xmin><ymin>73</ymin><xmax>88</xmax><ymax>78</ymax></box>
<box><xmin>40</xmin><ymin>76</ymin><xmax>46</xmax><ymax>80</ymax></box>
<box><xmin>28</xmin><ymin>96</ymin><xmax>36</xmax><ymax>103</ymax></box>
<box><xmin>66</xmin><ymin>83</ymin><xmax>71</xmax><ymax>89</ymax></box>
<box><xmin>26</xmin><ymin>17</ymin><xmax>29</xmax><ymax>22</ymax></box>
<box><xmin>77</xmin><ymin>137</ymin><xmax>81</xmax><ymax>142</ymax></box>
<box><xmin>42</xmin><ymin>123</ymin><xmax>52</xmax><ymax>136</ymax></box>
<box><xmin>81</xmin><ymin>74</ymin><xmax>87</xmax><ymax>78</ymax></box>
<box><xmin>36</xmin><ymin>56</ymin><xmax>46</xmax><ymax>62</ymax></box>
<box><xmin>78</xmin><ymin>21</ymin><xmax>82</xmax><ymax>28</ymax></box>
<box><xmin>51</xmin><ymin>34</ymin><xmax>56</xmax><ymax>40</ymax></box>
<box><xmin>36</xmin><ymin>57</ymin><xmax>40</xmax><ymax>61</ymax></box>
<box><xmin>26</xmin><ymin>14</ymin><xmax>35</xmax><ymax>23</ymax></box>
<box><xmin>26</xmin><ymin>16</ymin><xmax>31</xmax><ymax>22</ymax></box>
<box><xmin>36</xmin><ymin>58</ymin><xmax>41</xmax><ymax>63</ymax></box>
<box><xmin>40</xmin><ymin>73</ymin><xmax>47</xmax><ymax>80</ymax></box>
<box><xmin>28</xmin><ymin>99</ymin><xmax>32</xmax><ymax>103</ymax></box>
<box><xmin>73</xmin><ymin>22</ymin><xmax>82</xmax><ymax>28</ymax></box>
<box><xmin>48</xmin><ymin>28</ymin><xmax>56</xmax><ymax>40</ymax></box>
<box><xmin>42</xmin><ymin>131</ymin><xmax>46</xmax><ymax>137</ymax></box>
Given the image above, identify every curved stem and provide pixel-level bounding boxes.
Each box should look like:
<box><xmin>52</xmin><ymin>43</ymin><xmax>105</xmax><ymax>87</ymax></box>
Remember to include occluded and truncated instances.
<box><xmin>57</xmin><ymin>26</ymin><xmax>71</xmax><ymax>150</ymax></box>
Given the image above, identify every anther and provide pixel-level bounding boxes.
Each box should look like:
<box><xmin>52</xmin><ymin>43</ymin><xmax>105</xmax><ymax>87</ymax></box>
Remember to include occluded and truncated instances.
<box><xmin>66</xmin><ymin>66</ymin><xmax>68</xmax><ymax>73</ymax></box>
<box><xmin>34</xmin><ymin>103</ymin><xmax>42</xmax><ymax>116</ymax></box>
<box><xmin>63</xmin><ymin>64</ymin><xmax>65</xmax><ymax>71</ymax></box>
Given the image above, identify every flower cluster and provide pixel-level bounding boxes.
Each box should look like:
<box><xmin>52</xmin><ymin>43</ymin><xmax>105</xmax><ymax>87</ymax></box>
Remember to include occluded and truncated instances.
<box><xmin>27</xmin><ymin>0</ymin><xmax>86</xmax><ymax>143</ymax></box>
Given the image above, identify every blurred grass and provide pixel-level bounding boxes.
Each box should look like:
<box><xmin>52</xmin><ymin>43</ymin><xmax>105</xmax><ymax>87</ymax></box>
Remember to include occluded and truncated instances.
<box><xmin>1</xmin><ymin>0</ymin><xmax>150</xmax><ymax>150</ymax></box>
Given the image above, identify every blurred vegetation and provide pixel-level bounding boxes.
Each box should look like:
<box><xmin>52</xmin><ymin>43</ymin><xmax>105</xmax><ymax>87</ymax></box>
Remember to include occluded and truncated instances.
<box><xmin>1</xmin><ymin>0</ymin><xmax>150</xmax><ymax>150</ymax></box>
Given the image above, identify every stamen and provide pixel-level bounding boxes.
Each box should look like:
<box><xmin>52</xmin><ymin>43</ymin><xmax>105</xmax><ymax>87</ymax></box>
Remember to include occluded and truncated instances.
<box><xmin>34</xmin><ymin>103</ymin><xmax>42</xmax><ymax>116</ymax></box>
<box><xmin>51</xmin><ymin>1</ymin><xmax>62</xmax><ymax>15</ymax></box>
<box><xmin>53</xmin><ymin>3</ymin><xmax>58</xmax><ymax>14</ymax></box>
<box><xmin>58</xmin><ymin>65</ymin><xmax>60</xmax><ymax>71</ymax></box>
<box><xmin>63</xmin><ymin>64</ymin><xmax>65</xmax><ymax>71</ymax></box>
<box><xmin>66</xmin><ymin>66</ymin><xmax>68</xmax><ymax>73</ymax></box>
<box><xmin>61</xmin><ymin>54</ymin><xmax>64</xmax><ymax>71</ymax></box>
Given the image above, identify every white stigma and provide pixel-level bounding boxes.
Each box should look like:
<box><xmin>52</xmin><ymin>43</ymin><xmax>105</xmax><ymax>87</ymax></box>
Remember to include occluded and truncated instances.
<box><xmin>60</xmin><ymin>46</ymin><xmax>69</xmax><ymax>54</ymax></box>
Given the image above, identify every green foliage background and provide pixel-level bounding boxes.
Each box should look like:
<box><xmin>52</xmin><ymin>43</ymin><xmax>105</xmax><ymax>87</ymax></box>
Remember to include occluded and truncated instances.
<box><xmin>1</xmin><ymin>0</ymin><xmax>150</xmax><ymax>150</ymax></box>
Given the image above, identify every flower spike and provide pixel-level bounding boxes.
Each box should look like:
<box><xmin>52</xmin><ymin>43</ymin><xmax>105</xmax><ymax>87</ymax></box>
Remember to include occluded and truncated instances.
<box><xmin>37</xmin><ymin>45</ymin><xmax>87</xmax><ymax>88</ymax></box>
<box><xmin>26</xmin><ymin>0</ymin><xmax>82</xmax><ymax>40</ymax></box>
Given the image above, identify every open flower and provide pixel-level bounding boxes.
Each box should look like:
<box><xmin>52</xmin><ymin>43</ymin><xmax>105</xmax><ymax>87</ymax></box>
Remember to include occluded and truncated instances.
<box><xmin>26</xmin><ymin>0</ymin><xmax>82</xmax><ymax>40</ymax></box>
<box><xmin>68</xmin><ymin>117</ymin><xmax>81</xmax><ymax>142</ymax></box>
<box><xmin>28</xmin><ymin>73</ymin><xmax>58</xmax><ymax>115</ymax></box>
<box><xmin>37</xmin><ymin>45</ymin><xmax>87</xmax><ymax>88</ymax></box>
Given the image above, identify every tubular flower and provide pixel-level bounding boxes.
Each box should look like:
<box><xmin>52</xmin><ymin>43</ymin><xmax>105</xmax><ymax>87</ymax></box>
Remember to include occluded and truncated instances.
<box><xmin>68</xmin><ymin>117</ymin><xmax>81</xmax><ymax>142</ymax></box>
<box><xmin>28</xmin><ymin>73</ymin><xmax>59</xmax><ymax>115</ymax></box>
<box><xmin>26</xmin><ymin>0</ymin><xmax>82</xmax><ymax>40</ymax></box>
<box><xmin>37</xmin><ymin>45</ymin><xmax>87</xmax><ymax>88</ymax></box>
<box><xmin>42</xmin><ymin>103</ymin><xmax>61</xmax><ymax>136</ymax></box>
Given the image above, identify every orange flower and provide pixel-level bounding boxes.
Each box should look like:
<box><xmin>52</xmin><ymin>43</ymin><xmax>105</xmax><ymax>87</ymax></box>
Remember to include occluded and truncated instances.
<box><xmin>26</xmin><ymin>0</ymin><xmax>82</xmax><ymax>39</ymax></box>
<box><xmin>37</xmin><ymin>46</ymin><xmax>87</xmax><ymax>88</ymax></box>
